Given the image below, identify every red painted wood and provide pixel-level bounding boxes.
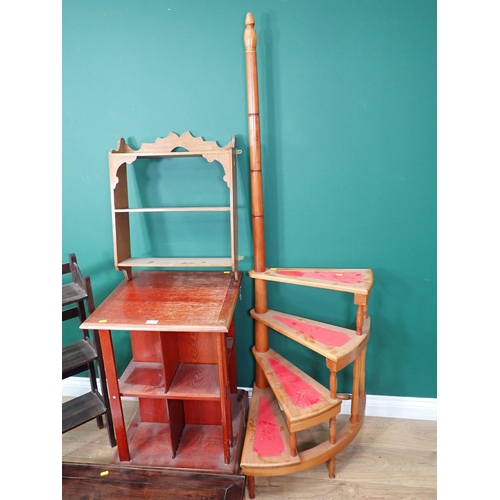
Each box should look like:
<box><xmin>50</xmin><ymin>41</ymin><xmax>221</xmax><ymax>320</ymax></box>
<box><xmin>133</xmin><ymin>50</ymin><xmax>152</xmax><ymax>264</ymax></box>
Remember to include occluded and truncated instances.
<box><xmin>253</xmin><ymin>396</ymin><xmax>285</xmax><ymax>457</ymax></box>
<box><xmin>268</xmin><ymin>357</ymin><xmax>322</xmax><ymax>408</ymax></box>
<box><xmin>274</xmin><ymin>315</ymin><xmax>351</xmax><ymax>347</ymax></box>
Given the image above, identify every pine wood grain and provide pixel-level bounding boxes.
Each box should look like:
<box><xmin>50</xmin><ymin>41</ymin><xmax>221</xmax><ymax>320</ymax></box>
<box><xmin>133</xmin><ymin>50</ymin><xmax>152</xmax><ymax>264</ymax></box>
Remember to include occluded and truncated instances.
<box><xmin>248</xmin><ymin>268</ymin><xmax>373</xmax><ymax>296</ymax></box>
<box><xmin>62</xmin><ymin>397</ymin><xmax>436</xmax><ymax>499</ymax></box>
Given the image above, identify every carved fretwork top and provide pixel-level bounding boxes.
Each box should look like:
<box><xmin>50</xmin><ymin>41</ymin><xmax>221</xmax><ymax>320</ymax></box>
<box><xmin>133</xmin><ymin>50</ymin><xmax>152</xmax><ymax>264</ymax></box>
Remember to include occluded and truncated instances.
<box><xmin>109</xmin><ymin>131</ymin><xmax>238</xmax><ymax>189</ymax></box>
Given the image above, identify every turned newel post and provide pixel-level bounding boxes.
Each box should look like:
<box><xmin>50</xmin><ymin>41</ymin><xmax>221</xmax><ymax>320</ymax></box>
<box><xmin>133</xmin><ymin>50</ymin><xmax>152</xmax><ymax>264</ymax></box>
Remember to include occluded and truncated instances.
<box><xmin>245</xmin><ymin>13</ymin><xmax>269</xmax><ymax>387</ymax></box>
<box><xmin>245</xmin><ymin>13</ymin><xmax>266</xmax><ymax>277</ymax></box>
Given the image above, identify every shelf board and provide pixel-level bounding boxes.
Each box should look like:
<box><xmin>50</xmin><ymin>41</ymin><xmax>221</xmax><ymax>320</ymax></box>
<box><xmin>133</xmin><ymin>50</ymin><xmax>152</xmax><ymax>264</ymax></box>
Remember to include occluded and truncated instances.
<box><xmin>110</xmin><ymin>390</ymin><xmax>248</xmax><ymax>473</ymax></box>
<box><xmin>168</xmin><ymin>364</ymin><xmax>220</xmax><ymax>400</ymax></box>
<box><xmin>62</xmin><ymin>339</ymin><xmax>98</xmax><ymax>374</ymax></box>
<box><xmin>112</xmin><ymin>151</ymin><xmax>213</xmax><ymax>158</ymax></box>
<box><xmin>119</xmin><ymin>362</ymin><xmax>166</xmax><ymax>397</ymax></box>
<box><xmin>117</xmin><ymin>257</ymin><xmax>233</xmax><ymax>268</ymax></box>
<box><xmin>119</xmin><ymin>362</ymin><xmax>220</xmax><ymax>400</ymax></box>
<box><xmin>115</xmin><ymin>207</ymin><xmax>230</xmax><ymax>213</ymax></box>
<box><xmin>62</xmin><ymin>282</ymin><xmax>88</xmax><ymax>306</ymax></box>
<box><xmin>62</xmin><ymin>392</ymin><xmax>106</xmax><ymax>433</ymax></box>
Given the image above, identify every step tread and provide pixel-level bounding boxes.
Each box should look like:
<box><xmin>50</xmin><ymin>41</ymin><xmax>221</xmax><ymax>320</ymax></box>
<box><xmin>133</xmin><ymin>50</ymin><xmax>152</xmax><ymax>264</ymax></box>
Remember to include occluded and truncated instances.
<box><xmin>62</xmin><ymin>391</ymin><xmax>106</xmax><ymax>433</ymax></box>
<box><xmin>62</xmin><ymin>339</ymin><xmax>98</xmax><ymax>374</ymax></box>
<box><xmin>62</xmin><ymin>282</ymin><xmax>88</xmax><ymax>306</ymax></box>
<box><xmin>240</xmin><ymin>386</ymin><xmax>301</xmax><ymax>470</ymax></box>
<box><xmin>251</xmin><ymin>309</ymin><xmax>369</xmax><ymax>367</ymax></box>
<box><xmin>249</xmin><ymin>267</ymin><xmax>373</xmax><ymax>295</ymax></box>
<box><xmin>252</xmin><ymin>348</ymin><xmax>341</xmax><ymax>432</ymax></box>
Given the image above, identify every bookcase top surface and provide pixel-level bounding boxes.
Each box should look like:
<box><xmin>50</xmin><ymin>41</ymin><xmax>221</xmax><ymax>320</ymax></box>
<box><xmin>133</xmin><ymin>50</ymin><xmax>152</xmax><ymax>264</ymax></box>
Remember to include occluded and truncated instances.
<box><xmin>81</xmin><ymin>271</ymin><xmax>241</xmax><ymax>333</ymax></box>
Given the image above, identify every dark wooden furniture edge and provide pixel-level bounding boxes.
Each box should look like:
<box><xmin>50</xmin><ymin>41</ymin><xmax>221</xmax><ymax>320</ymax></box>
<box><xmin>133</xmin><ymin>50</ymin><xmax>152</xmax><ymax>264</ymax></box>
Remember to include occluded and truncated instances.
<box><xmin>62</xmin><ymin>462</ymin><xmax>246</xmax><ymax>500</ymax></box>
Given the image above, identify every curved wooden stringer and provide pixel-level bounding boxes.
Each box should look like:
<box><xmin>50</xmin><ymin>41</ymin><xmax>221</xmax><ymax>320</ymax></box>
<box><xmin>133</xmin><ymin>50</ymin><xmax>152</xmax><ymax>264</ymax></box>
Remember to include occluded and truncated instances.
<box><xmin>241</xmin><ymin>13</ymin><xmax>374</xmax><ymax>499</ymax></box>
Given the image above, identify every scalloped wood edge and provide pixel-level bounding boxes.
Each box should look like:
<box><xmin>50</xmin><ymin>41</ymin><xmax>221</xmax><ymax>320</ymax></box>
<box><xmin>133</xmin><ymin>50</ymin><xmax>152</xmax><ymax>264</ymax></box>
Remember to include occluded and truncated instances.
<box><xmin>108</xmin><ymin>132</ymin><xmax>239</xmax><ymax>279</ymax></box>
<box><xmin>109</xmin><ymin>132</ymin><xmax>236</xmax><ymax>189</ymax></box>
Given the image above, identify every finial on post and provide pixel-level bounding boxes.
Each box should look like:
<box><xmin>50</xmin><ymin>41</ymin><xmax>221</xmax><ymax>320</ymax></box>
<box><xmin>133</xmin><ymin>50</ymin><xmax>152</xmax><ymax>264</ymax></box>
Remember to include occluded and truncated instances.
<box><xmin>245</xmin><ymin>12</ymin><xmax>255</xmax><ymax>26</ymax></box>
<box><xmin>244</xmin><ymin>12</ymin><xmax>257</xmax><ymax>52</ymax></box>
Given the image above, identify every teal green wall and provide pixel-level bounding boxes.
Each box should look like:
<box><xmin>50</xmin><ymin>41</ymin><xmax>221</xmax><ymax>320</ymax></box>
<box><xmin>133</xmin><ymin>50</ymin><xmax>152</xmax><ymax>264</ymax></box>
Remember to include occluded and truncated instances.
<box><xmin>63</xmin><ymin>0</ymin><xmax>436</xmax><ymax>398</ymax></box>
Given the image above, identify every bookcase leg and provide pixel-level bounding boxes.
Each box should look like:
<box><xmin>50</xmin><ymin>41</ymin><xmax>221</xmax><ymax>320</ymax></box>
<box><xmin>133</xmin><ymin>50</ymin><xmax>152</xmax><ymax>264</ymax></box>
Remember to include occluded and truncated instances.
<box><xmin>99</xmin><ymin>329</ymin><xmax>130</xmax><ymax>461</ymax></box>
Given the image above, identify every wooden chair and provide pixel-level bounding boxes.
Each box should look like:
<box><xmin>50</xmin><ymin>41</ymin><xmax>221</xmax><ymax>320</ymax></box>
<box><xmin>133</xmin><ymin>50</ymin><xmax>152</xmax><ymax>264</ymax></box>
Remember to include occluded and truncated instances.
<box><xmin>62</xmin><ymin>253</ymin><xmax>116</xmax><ymax>447</ymax></box>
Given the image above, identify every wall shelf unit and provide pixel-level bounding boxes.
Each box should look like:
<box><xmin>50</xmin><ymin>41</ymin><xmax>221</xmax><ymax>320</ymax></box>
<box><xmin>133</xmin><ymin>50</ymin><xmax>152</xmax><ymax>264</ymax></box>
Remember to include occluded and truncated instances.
<box><xmin>108</xmin><ymin>131</ymin><xmax>241</xmax><ymax>280</ymax></box>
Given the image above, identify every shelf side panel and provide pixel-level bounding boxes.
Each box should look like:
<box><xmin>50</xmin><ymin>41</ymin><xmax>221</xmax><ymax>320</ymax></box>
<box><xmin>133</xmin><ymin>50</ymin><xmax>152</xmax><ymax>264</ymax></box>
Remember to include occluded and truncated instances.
<box><xmin>112</xmin><ymin>163</ymin><xmax>131</xmax><ymax>268</ymax></box>
<box><xmin>160</xmin><ymin>331</ymin><xmax>180</xmax><ymax>391</ymax></box>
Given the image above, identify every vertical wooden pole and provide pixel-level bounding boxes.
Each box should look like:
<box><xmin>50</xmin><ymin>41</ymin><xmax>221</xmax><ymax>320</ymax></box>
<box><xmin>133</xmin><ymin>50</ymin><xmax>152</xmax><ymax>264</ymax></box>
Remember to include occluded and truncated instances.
<box><xmin>244</xmin><ymin>13</ymin><xmax>266</xmax><ymax>275</ymax></box>
<box><xmin>245</xmin><ymin>12</ymin><xmax>269</xmax><ymax>388</ymax></box>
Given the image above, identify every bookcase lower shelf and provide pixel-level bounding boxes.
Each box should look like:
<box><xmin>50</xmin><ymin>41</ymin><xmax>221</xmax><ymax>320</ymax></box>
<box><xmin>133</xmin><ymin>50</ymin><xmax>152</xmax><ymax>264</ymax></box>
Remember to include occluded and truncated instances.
<box><xmin>111</xmin><ymin>390</ymin><xmax>248</xmax><ymax>474</ymax></box>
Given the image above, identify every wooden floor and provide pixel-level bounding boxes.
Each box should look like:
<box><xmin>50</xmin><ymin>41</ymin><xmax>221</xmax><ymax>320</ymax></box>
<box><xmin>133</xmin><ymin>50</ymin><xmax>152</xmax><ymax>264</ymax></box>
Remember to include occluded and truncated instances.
<box><xmin>62</xmin><ymin>396</ymin><xmax>437</xmax><ymax>499</ymax></box>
